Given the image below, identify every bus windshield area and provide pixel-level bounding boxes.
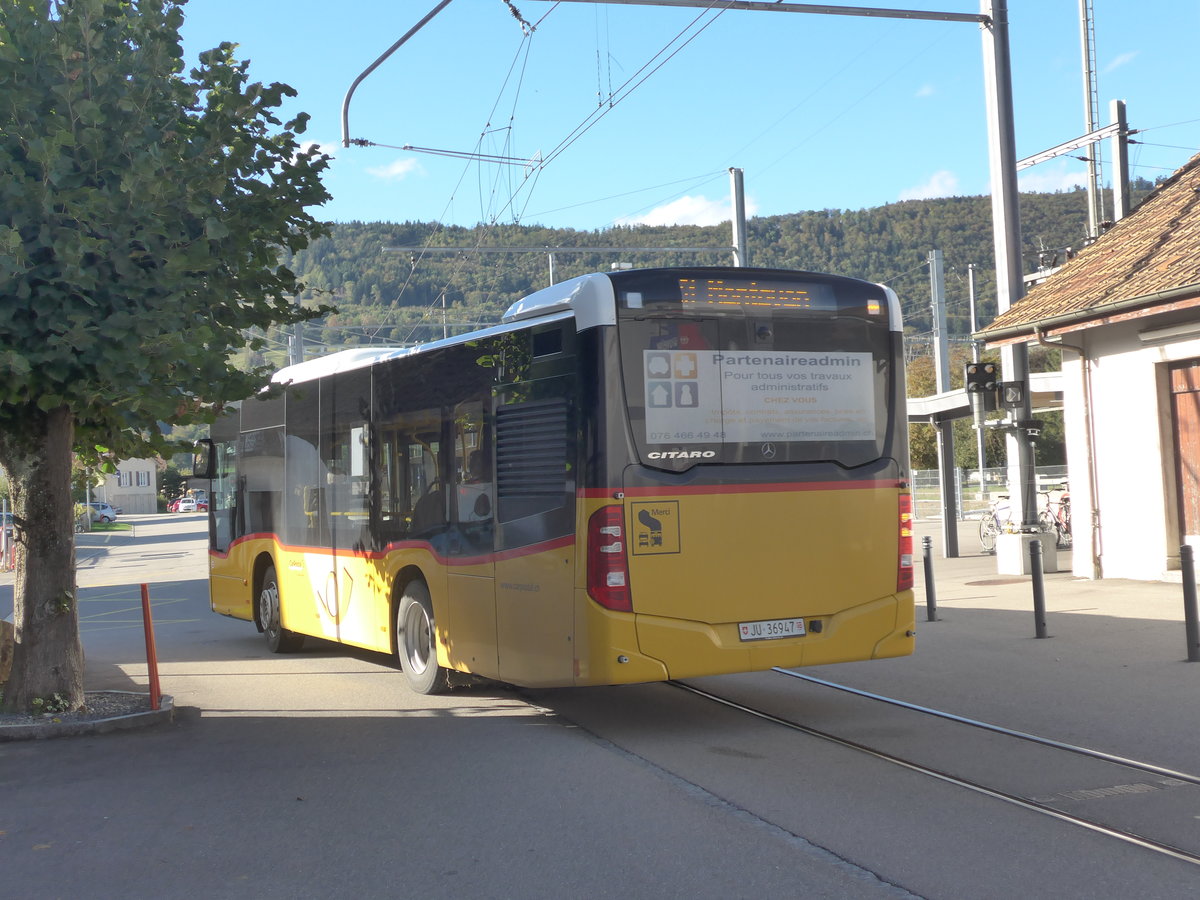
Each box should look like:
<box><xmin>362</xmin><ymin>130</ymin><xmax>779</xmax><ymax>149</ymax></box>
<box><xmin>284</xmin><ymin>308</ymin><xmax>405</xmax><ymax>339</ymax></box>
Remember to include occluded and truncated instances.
<box><xmin>618</xmin><ymin>288</ymin><xmax>896</xmax><ymax>471</ymax></box>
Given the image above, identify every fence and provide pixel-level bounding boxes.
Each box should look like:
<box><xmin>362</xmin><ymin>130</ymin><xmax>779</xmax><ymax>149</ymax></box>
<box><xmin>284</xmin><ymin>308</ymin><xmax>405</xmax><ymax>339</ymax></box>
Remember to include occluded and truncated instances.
<box><xmin>912</xmin><ymin>465</ymin><xmax>1068</xmax><ymax>521</ymax></box>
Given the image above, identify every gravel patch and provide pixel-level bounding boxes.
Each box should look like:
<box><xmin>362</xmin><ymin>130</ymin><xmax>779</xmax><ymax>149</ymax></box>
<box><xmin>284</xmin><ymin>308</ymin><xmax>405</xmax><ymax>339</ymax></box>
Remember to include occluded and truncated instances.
<box><xmin>0</xmin><ymin>690</ymin><xmax>154</xmax><ymax>729</ymax></box>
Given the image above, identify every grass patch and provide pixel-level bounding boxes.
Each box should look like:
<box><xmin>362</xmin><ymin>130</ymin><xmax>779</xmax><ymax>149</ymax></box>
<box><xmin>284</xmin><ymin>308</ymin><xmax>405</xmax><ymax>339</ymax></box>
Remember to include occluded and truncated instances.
<box><xmin>88</xmin><ymin>522</ymin><xmax>133</xmax><ymax>533</ymax></box>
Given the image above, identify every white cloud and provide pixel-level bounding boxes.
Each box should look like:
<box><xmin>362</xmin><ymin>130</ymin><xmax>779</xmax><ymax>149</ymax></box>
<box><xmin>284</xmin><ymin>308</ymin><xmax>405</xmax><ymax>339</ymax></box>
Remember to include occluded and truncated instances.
<box><xmin>915</xmin><ymin>84</ymin><xmax>936</xmax><ymax>98</ymax></box>
<box><xmin>615</xmin><ymin>194</ymin><xmax>758</xmax><ymax>227</ymax></box>
<box><xmin>898</xmin><ymin>170</ymin><xmax>959</xmax><ymax>201</ymax></box>
<box><xmin>366</xmin><ymin>157</ymin><xmax>424</xmax><ymax>181</ymax></box>
<box><xmin>1018</xmin><ymin>163</ymin><xmax>1086</xmax><ymax>194</ymax></box>
<box><xmin>1103</xmin><ymin>51</ymin><xmax>1139</xmax><ymax>74</ymax></box>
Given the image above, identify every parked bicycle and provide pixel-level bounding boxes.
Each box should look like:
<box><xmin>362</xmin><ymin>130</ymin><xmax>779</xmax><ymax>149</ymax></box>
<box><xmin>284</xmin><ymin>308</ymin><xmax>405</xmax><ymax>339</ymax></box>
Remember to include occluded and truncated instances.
<box><xmin>1037</xmin><ymin>486</ymin><xmax>1071</xmax><ymax>549</ymax></box>
<box><xmin>978</xmin><ymin>486</ymin><xmax>1071</xmax><ymax>553</ymax></box>
<box><xmin>978</xmin><ymin>494</ymin><xmax>1012</xmax><ymax>553</ymax></box>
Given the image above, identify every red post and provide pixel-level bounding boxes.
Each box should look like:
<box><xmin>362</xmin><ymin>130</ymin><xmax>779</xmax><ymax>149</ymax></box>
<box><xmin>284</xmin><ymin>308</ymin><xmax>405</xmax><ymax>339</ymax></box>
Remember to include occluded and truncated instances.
<box><xmin>140</xmin><ymin>583</ymin><xmax>162</xmax><ymax>710</ymax></box>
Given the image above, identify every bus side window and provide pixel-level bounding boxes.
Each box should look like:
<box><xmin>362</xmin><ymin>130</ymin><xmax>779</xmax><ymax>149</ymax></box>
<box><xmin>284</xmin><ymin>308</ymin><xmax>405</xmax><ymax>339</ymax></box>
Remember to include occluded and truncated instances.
<box><xmin>452</xmin><ymin>400</ymin><xmax>492</xmax><ymax>525</ymax></box>
<box><xmin>407</xmin><ymin>434</ymin><xmax>446</xmax><ymax>534</ymax></box>
<box><xmin>210</xmin><ymin>438</ymin><xmax>236</xmax><ymax>552</ymax></box>
<box><xmin>376</xmin><ymin>410</ymin><xmax>447</xmax><ymax>539</ymax></box>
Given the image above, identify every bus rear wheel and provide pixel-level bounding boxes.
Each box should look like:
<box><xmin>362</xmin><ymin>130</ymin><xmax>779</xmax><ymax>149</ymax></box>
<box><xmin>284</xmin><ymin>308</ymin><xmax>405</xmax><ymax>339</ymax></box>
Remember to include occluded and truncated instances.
<box><xmin>259</xmin><ymin>563</ymin><xmax>304</xmax><ymax>653</ymax></box>
<box><xmin>397</xmin><ymin>581</ymin><xmax>450</xmax><ymax>695</ymax></box>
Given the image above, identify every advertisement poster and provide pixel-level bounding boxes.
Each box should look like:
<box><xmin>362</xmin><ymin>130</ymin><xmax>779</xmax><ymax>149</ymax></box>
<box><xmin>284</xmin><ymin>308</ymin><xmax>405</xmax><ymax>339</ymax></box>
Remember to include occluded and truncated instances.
<box><xmin>644</xmin><ymin>349</ymin><xmax>876</xmax><ymax>444</ymax></box>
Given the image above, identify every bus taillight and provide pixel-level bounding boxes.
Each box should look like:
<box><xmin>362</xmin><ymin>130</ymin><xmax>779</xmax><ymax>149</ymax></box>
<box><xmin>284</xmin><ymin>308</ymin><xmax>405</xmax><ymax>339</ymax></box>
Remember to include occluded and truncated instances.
<box><xmin>587</xmin><ymin>505</ymin><xmax>632</xmax><ymax>612</ymax></box>
<box><xmin>897</xmin><ymin>492</ymin><xmax>914</xmax><ymax>592</ymax></box>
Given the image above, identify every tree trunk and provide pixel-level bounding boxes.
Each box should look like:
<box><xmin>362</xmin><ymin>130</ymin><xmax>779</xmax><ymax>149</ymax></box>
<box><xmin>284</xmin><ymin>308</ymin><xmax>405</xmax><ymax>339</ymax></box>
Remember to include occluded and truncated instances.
<box><xmin>0</xmin><ymin>406</ymin><xmax>84</xmax><ymax>714</ymax></box>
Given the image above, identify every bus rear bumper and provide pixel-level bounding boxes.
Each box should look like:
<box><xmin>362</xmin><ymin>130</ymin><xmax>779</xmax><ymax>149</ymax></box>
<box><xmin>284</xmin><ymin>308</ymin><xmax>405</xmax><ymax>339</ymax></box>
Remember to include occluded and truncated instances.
<box><xmin>634</xmin><ymin>592</ymin><xmax>915</xmax><ymax>679</ymax></box>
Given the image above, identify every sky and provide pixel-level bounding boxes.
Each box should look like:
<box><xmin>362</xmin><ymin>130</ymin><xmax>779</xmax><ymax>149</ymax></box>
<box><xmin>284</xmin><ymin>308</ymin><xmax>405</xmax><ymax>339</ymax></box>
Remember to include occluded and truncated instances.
<box><xmin>177</xmin><ymin>1</ymin><xmax>1200</xmax><ymax>231</ymax></box>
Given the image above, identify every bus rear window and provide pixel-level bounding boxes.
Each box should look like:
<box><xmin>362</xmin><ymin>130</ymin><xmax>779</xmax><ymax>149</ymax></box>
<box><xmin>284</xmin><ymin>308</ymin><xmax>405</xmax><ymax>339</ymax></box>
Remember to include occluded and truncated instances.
<box><xmin>642</xmin><ymin>345</ymin><xmax>876</xmax><ymax>444</ymax></box>
<box><xmin>615</xmin><ymin>273</ymin><xmax>896</xmax><ymax>471</ymax></box>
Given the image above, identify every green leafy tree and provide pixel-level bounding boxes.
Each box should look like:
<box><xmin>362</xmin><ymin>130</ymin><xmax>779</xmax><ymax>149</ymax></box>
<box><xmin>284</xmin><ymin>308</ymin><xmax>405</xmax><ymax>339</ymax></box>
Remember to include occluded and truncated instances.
<box><xmin>0</xmin><ymin>0</ymin><xmax>330</xmax><ymax>713</ymax></box>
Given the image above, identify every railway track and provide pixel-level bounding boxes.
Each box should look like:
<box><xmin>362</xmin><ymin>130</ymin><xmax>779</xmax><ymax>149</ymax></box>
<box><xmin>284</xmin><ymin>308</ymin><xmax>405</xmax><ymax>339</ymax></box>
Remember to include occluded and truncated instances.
<box><xmin>668</xmin><ymin>670</ymin><xmax>1200</xmax><ymax>869</ymax></box>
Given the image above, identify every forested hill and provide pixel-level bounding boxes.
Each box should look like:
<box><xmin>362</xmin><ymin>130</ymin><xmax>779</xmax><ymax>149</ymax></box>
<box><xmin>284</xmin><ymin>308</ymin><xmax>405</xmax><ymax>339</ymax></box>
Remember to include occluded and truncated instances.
<box><xmin>276</xmin><ymin>181</ymin><xmax>1154</xmax><ymax>366</ymax></box>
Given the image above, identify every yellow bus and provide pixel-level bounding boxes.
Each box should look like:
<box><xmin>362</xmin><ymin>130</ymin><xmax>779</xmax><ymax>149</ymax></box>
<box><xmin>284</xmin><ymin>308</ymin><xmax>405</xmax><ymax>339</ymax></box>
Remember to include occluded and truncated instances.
<box><xmin>197</xmin><ymin>267</ymin><xmax>914</xmax><ymax>693</ymax></box>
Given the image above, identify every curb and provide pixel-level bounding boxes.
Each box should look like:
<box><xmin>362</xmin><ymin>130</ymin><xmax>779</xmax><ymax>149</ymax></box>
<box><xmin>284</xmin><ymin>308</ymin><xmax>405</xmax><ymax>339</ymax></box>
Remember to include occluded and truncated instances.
<box><xmin>0</xmin><ymin>691</ymin><xmax>175</xmax><ymax>742</ymax></box>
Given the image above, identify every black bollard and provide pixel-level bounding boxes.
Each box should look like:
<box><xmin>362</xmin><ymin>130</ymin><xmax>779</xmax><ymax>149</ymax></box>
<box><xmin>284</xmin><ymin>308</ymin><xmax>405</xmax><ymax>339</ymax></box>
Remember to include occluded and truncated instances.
<box><xmin>1181</xmin><ymin>545</ymin><xmax>1200</xmax><ymax>662</ymax></box>
<box><xmin>1030</xmin><ymin>538</ymin><xmax>1048</xmax><ymax>639</ymax></box>
<box><xmin>922</xmin><ymin>536</ymin><xmax>938</xmax><ymax>622</ymax></box>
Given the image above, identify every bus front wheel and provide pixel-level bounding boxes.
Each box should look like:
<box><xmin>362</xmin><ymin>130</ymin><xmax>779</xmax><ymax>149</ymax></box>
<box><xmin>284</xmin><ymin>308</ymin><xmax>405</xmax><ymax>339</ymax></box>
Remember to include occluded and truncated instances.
<box><xmin>259</xmin><ymin>563</ymin><xmax>304</xmax><ymax>653</ymax></box>
<box><xmin>397</xmin><ymin>581</ymin><xmax>450</xmax><ymax>695</ymax></box>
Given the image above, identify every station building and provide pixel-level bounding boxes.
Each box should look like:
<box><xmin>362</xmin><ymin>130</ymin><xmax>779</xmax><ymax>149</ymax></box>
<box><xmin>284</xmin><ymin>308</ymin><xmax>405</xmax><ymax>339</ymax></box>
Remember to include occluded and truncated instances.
<box><xmin>977</xmin><ymin>152</ymin><xmax>1200</xmax><ymax>581</ymax></box>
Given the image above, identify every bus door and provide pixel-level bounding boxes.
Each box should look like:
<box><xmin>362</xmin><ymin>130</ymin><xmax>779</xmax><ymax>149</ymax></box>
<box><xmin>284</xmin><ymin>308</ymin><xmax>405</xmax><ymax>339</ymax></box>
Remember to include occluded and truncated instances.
<box><xmin>444</xmin><ymin>400</ymin><xmax>500</xmax><ymax>680</ymax></box>
<box><xmin>207</xmin><ymin>408</ymin><xmax>247</xmax><ymax>617</ymax></box>
<box><xmin>278</xmin><ymin>371</ymin><xmax>377</xmax><ymax>650</ymax></box>
<box><xmin>493</xmin><ymin>386</ymin><xmax>576</xmax><ymax>687</ymax></box>
<box><xmin>321</xmin><ymin>368</ymin><xmax>375</xmax><ymax>648</ymax></box>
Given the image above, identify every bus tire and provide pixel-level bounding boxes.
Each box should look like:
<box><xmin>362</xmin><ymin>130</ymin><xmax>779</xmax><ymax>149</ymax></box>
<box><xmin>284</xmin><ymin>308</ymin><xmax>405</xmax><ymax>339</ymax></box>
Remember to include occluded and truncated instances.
<box><xmin>259</xmin><ymin>563</ymin><xmax>304</xmax><ymax>653</ymax></box>
<box><xmin>397</xmin><ymin>580</ymin><xmax>450</xmax><ymax>695</ymax></box>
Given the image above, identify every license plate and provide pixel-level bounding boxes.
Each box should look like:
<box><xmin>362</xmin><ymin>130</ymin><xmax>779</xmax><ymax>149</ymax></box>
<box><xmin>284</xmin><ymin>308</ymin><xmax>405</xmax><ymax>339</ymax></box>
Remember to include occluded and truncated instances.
<box><xmin>738</xmin><ymin>618</ymin><xmax>806</xmax><ymax>642</ymax></box>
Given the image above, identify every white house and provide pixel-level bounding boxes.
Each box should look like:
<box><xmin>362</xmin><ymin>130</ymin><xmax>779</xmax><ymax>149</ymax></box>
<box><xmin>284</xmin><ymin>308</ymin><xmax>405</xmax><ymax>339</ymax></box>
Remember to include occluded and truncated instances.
<box><xmin>977</xmin><ymin>152</ymin><xmax>1200</xmax><ymax>581</ymax></box>
<box><xmin>98</xmin><ymin>458</ymin><xmax>158</xmax><ymax>515</ymax></box>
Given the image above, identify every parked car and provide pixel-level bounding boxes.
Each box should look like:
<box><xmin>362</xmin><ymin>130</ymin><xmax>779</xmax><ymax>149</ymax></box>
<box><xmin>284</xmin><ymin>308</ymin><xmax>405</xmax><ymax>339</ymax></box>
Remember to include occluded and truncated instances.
<box><xmin>177</xmin><ymin>497</ymin><xmax>197</xmax><ymax>513</ymax></box>
<box><xmin>196</xmin><ymin>499</ymin><xmax>209</xmax><ymax>511</ymax></box>
<box><xmin>87</xmin><ymin>501</ymin><xmax>118</xmax><ymax>523</ymax></box>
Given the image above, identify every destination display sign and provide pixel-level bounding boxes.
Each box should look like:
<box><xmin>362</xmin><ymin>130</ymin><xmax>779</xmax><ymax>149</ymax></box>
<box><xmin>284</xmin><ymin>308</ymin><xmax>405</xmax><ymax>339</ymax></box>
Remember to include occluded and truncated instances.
<box><xmin>677</xmin><ymin>277</ymin><xmax>839</xmax><ymax>312</ymax></box>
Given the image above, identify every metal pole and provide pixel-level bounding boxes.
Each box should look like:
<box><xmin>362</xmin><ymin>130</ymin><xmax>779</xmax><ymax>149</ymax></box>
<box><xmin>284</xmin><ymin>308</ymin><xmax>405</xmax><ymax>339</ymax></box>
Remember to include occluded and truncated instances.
<box><xmin>930</xmin><ymin>250</ymin><xmax>949</xmax><ymax>392</ymax></box>
<box><xmin>935</xmin><ymin>421</ymin><xmax>959</xmax><ymax>557</ymax></box>
<box><xmin>1110</xmin><ymin>99</ymin><xmax>1130</xmax><ymax>222</ymax></box>
<box><xmin>341</xmin><ymin>0</ymin><xmax>455</xmax><ymax>147</ymax></box>
<box><xmin>1030</xmin><ymin>539</ymin><xmax>1048</xmax><ymax>638</ymax></box>
<box><xmin>290</xmin><ymin>321</ymin><xmax>305</xmax><ymax>367</ymax></box>
<box><xmin>1078</xmin><ymin>0</ymin><xmax>1102</xmax><ymax>237</ymax></box>
<box><xmin>968</xmin><ymin>264</ymin><xmax>987</xmax><ymax>488</ymax></box>
<box><xmin>981</xmin><ymin>0</ymin><xmax>1037</xmax><ymax>532</ymax></box>
<box><xmin>140</xmin><ymin>583</ymin><xmax>162</xmax><ymax>710</ymax></box>
<box><xmin>922</xmin><ymin>536</ymin><xmax>938</xmax><ymax>622</ymax></box>
<box><xmin>1181</xmin><ymin>545</ymin><xmax>1200</xmax><ymax>662</ymax></box>
<box><xmin>929</xmin><ymin>249</ymin><xmax>958</xmax><ymax>556</ymax></box>
<box><xmin>730</xmin><ymin>167</ymin><xmax>748</xmax><ymax>267</ymax></box>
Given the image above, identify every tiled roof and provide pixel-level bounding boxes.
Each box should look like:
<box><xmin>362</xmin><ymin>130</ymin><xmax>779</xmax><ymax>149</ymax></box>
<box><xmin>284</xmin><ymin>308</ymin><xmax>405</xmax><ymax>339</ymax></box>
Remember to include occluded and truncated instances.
<box><xmin>978</xmin><ymin>151</ymin><xmax>1200</xmax><ymax>342</ymax></box>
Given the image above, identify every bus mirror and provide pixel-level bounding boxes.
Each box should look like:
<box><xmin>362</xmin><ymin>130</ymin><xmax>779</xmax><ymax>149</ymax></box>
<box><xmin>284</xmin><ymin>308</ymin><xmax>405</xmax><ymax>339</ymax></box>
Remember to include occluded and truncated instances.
<box><xmin>192</xmin><ymin>439</ymin><xmax>215</xmax><ymax>480</ymax></box>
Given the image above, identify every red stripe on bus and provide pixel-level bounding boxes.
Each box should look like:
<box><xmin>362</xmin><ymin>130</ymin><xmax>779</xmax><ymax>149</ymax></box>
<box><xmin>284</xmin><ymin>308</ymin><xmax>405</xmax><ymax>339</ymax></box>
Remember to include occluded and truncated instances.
<box><xmin>494</xmin><ymin>534</ymin><xmax>575</xmax><ymax>562</ymax></box>
<box><xmin>210</xmin><ymin>532</ymin><xmax>574</xmax><ymax>567</ymax></box>
<box><xmin>577</xmin><ymin>479</ymin><xmax>903</xmax><ymax>499</ymax></box>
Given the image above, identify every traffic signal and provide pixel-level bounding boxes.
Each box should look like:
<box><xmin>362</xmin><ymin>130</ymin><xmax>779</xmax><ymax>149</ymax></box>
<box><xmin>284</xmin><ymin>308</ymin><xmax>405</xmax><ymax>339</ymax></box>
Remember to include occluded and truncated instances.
<box><xmin>964</xmin><ymin>362</ymin><xmax>999</xmax><ymax>412</ymax></box>
<box><xmin>964</xmin><ymin>361</ymin><xmax>998</xmax><ymax>393</ymax></box>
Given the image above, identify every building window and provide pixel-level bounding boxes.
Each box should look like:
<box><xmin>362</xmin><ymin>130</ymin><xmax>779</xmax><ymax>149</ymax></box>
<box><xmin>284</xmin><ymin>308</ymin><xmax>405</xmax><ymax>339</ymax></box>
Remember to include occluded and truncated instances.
<box><xmin>136</xmin><ymin>471</ymin><xmax>151</xmax><ymax>487</ymax></box>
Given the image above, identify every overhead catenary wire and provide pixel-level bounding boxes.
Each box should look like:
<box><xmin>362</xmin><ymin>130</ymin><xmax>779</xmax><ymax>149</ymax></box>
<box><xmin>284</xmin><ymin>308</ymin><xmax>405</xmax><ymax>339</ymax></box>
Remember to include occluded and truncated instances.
<box><xmin>384</xmin><ymin>2</ymin><xmax>740</xmax><ymax>340</ymax></box>
<box><xmin>472</xmin><ymin>0</ymin><xmax>738</xmax><ymax>230</ymax></box>
<box><xmin>345</xmin><ymin>4</ymin><xmax>1198</xmax><ymax>353</ymax></box>
<box><xmin>534</xmin><ymin>2</ymin><xmax>732</xmax><ymax>172</ymax></box>
<box><xmin>527</xmin><ymin>168</ymin><xmax>726</xmax><ymax>218</ymax></box>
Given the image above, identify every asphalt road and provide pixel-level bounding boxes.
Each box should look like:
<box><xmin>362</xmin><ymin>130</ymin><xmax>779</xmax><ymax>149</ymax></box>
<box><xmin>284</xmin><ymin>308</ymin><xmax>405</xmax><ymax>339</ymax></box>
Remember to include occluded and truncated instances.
<box><xmin>3</xmin><ymin>515</ymin><xmax>1199</xmax><ymax>898</ymax></box>
<box><xmin>1</xmin><ymin>517</ymin><xmax>906</xmax><ymax>898</ymax></box>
